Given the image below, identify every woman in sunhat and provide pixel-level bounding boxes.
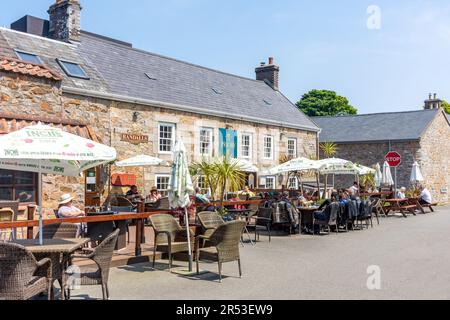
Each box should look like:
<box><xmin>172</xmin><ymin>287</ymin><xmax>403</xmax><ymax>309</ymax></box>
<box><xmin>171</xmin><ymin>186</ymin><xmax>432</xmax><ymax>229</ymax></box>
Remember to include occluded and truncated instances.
<box><xmin>57</xmin><ymin>194</ymin><xmax>86</xmax><ymax>218</ymax></box>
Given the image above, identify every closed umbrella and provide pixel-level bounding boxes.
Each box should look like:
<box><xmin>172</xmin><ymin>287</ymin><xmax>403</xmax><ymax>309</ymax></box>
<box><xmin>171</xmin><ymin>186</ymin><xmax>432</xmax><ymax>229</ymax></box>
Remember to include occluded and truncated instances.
<box><xmin>374</xmin><ymin>163</ymin><xmax>382</xmax><ymax>187</ymax></box>
<box><xmin>168</xmin><ymin>139</ymin><xmax>195</xmax><ymax>271</ymax></box>
<box><xmin>0</xmin><ymin>124</ymin><xmax>116</xmax><ymax>245</ymax></box>
<box><xmin>382</xmin><ymin>161</ymin><xmax>394</xmax><ymax>186</ymax></box>
<box><xmin>410</xmin><ymin>161</ymin><xmax>424</xmax><ymax>184</ymax></box>
<box><xmin>116</xmin><ymin>155</ymin><xmax>164</xmax><ymax>197</ymax></box>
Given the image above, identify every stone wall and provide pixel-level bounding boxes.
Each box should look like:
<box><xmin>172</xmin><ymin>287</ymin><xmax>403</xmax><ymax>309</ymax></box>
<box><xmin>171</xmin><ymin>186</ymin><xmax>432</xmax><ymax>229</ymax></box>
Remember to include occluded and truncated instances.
<box><xmin>1</xmin><ymin>71</ymin><xmax>318</xmax><ymax>207</ymax></box>
<box><xmin>417</xmin><ymin>111</ymin><xmax>450</xmax><ymax>203</ymax></box>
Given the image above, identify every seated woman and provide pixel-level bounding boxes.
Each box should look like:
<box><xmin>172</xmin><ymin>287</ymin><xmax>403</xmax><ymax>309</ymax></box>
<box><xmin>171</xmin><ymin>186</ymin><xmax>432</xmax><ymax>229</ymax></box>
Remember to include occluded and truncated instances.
<box><xmin>146</xmin><ymin>187</ymin><xmax>162</xmax><ymax>204</ymax></box>
<box><xmin>396</xmin><ymin>187</ymin><xmax>407</xmax><ymax>200</ymax></box>
<box><xmin>58</xmin><ymin>194</ymin><xmax>86</xmax><ymax>218</ymax></box>
<box><xmin>239</xmin><ymin>186</ymin><xmax>255</xmax><ymax>198</ymax></box>
<box><xmin>57</xmin><ymin>194</ymin><xmax>86</xmax><ymax>236</ymax></box>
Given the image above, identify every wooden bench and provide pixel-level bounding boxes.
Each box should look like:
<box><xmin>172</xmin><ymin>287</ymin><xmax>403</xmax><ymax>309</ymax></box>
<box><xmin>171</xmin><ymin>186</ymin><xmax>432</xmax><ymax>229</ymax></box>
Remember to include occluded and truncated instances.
<box><xmin>421</xmin><ymin>203</ymin><xmax>438</xmax><ymax>213</ymax></box>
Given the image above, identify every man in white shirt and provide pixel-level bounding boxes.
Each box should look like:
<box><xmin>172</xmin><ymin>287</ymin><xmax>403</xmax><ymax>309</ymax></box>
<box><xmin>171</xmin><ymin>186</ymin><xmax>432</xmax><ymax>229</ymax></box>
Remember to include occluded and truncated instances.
<box><xmin>396</xmin><ymin>187</ymin><xmax>407</xmax><ymax>200</ymax></box>
<box><xmin>419</xmin><ymin>185</ymin><xmax>432</xmax><ymax>205</ymax></box>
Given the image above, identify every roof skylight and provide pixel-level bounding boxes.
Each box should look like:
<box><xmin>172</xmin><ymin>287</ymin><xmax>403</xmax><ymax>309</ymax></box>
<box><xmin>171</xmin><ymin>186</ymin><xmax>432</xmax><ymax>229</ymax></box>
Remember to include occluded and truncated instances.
<box><xmin>56</xmin><ymin>59</ymin><xmax>89</xmax><ymax>79</ymax></box>
<box><xmin>212</xmin><ymin>87</ymin><xmax>223</xmax><ymax>95</ymax></box>
<box><xmin>15</xmin><ymin>50</ymin><xmax>42</xmax><ymax>64</ymax></box>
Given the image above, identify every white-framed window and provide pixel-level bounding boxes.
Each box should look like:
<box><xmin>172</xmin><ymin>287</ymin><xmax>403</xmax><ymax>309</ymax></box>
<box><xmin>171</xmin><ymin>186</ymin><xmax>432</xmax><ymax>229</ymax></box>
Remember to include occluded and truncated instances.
<box><xmin>264</xmin><ymin>176</ymin><xmax>276</xmax><ymax>189</ymax></box>
<box><xmin>199</xmin><ymin>128</ymin><xmax>213</xmax><ymax>156</ymax></box>
<box><xmin>288</xmin><ymin>177</ymin><xmax>298</xmax><ymax>190</ymax></box>
<box><xmin>287</xmin><ymin>138</ymin><xmax>297</xmax><ymax>158</ymax></box>
<box><xmin>241</xmin><ymin>133</ymin><xmax>252</xmax><ymax>159</ymax></box>
<box><xmin>263</xmin><ymin>135</ymin><xmax>273</xmax><ymax>159</ymax></box>
<box><xmin>155</xmin><ymin>174</ymin><xmax>171</xmax><ymax>197</ymax></box>
<box><xmin>196</xmin><ymin>175</ymin><xmax>207</xmax><ymax>190</ymax></box>
<box><xmin>159</xmin><ymin>123</ymin><xmax>176</xmax><ymax>153</ymax></box>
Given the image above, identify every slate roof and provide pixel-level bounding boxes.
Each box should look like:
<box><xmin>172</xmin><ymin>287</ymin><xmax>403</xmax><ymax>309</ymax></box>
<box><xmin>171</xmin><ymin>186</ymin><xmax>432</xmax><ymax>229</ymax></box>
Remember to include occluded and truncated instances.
<box><xmin>0</xmin><ymin>27</ymin><xmax>319</xmax><ymax>132</ymax></box>
<box><xmin>0</xmin><ymin>56</ymin><xmax>63</xmax><ymax>81</ymax></box>
<box><xmin>313</xmin><ymin>109</ymin><xmax>442</xmax><ymax>143</ymax></box>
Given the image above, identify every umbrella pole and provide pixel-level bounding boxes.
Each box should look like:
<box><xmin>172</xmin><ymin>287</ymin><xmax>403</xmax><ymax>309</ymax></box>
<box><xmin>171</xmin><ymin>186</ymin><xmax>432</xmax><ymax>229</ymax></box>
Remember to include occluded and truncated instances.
<box><xmin>184</xmin><ymin>207</ymin><xmax>193</xmax><ymax>272</ymax></box>
<box><xmin>38</xmin><ymin>161</ymin><xmax>43</xmax><ymax>246</ymax></box>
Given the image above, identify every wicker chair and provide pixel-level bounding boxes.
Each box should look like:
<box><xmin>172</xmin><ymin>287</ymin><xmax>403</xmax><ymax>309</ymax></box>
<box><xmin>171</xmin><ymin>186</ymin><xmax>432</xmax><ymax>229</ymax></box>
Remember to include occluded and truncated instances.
<box><xmin>195</xmin><ymin>220</ymin><xmax>247</xmax><ymax>283</ymax></box>
<box><xmin>149</xmin><ymin>214</ymin><xmax>194</xmax><ymax>270</ymax></box>
<box><xmin>0</xmin><ymin>208</ymin><xmax>14</xmax><ymax>241</ymax></box>
<box><xmin>64</xmin><ymin>229</ymin><xmax>120</xmax><ymax>300</ymax></box>
<box><xmin>356</xmin><ymin>200</ymin><xmax>374</xmax><ymax>229</ymax></box>
<box><xmin>198</xmin><ymin>211</ymin><xmax>225</xmax><ymax>238</ymax></box>
<box><xmin>0</xmin><ymin>242</ymin><xmax>52</xmax><ymax>300</ymax></box>
<box><xmin>36</xmin><ymin>223</ymin><xmax>79</xmax><ymax>240</ymax></box>
<box><xmin>0</xmin><ymin>201</ymin><xmax>19</xmax><ymax>240</ymax></box>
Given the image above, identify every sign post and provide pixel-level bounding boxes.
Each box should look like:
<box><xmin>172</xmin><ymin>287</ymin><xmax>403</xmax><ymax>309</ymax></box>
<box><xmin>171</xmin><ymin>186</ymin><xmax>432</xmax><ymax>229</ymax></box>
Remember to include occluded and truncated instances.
<box><xmin>385</xmin><ymin>151</ymin><xmax>402</xmax><ymax>195</ymax></box>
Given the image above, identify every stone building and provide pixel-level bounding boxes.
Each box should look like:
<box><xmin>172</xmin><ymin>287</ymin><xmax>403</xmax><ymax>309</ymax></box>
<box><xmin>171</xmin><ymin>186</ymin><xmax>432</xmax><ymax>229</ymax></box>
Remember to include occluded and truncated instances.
<box><xmin>0</xmin><ymin>0</ymin><xmax>319</xmax><ymax>208</ymax></box>
<box><xmin>313</xmin><ymin>107</ymin><xmax>450</xmax><ymax>203</ymax></box>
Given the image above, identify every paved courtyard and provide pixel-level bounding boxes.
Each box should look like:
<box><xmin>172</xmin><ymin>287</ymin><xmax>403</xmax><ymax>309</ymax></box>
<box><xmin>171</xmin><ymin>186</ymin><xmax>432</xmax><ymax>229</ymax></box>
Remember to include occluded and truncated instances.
<box><xmin>71</xmin><ymin>207</ymin><xmax>450</xmax><ymax>300</ymax></box>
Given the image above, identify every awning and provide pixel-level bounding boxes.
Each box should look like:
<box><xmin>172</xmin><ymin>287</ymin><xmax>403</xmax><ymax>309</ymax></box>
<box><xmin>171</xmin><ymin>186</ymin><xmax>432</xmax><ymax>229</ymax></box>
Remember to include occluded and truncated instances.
<box><xmin>0</xmin><ymin>112</ymin><xmax>99</xmax><ymax>142</ymax></box>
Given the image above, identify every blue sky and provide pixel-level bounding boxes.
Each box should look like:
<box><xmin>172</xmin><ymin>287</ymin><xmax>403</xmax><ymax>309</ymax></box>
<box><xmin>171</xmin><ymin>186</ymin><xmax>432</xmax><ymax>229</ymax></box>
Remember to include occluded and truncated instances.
<box><xmin>1</xmin><ymin>0</ymin><xmax>449</xmax><ymax>114</ymax></box>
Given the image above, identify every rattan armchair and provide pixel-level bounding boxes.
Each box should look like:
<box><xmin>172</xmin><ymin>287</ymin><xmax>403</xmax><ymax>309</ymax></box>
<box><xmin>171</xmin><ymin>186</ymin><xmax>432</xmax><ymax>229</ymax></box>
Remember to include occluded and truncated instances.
<box><xmin>0</xmin><ymin>201</ymin><xmax>19</xmax><ymax>240</ymax></box>
<box><xmin>195</xmin><ymin>220</ymin><xmax>246</xmax><ymax>283</ymax></box>
<box><xmin>0</xmin><ymin>242</ymin><xmax>52</xmax><ymax>300</ymax></box>
<box><xmin>36</xmin><ymin>223</ymin><xmax>79</xmax><ymax>239</ymax></box>
<box><xmin>64</xmin><ymin>229</ymin><xmax>119</xmax><ymax>300</ymax></box>
<box><xmin>0</xmin><ymin>208</ymin><xmax>14</xmax><ymax>241</ymax></box>
<box><xmin>149</xmin><ymin>214</ymin><xmax>194</xmax><ymax>270</ymax></box>
<box><xmin>198</xmin><ymin>211</ymin><xmax>225</xmax><ymax>237</ymax></box>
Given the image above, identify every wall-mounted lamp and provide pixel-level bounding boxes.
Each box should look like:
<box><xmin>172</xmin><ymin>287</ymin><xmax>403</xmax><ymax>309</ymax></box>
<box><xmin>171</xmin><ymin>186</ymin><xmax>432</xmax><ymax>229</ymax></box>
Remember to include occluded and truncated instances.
<box><xmin>132</xmin><ymin>111</ymin><xmax>139</xmax><ymax>123</ymax></box>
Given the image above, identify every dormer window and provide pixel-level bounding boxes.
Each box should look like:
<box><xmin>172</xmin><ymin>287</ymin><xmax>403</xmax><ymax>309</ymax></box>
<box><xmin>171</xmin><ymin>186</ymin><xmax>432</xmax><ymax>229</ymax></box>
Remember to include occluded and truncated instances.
<box><xmin>15</xmin><ymin>50</ymin><xmax>42</xmax><ymax>64</ymax></box>
<box><xmin>56</xmin><ymin>59</ymin><xmax>89</xmax><ymax>79</ymax></box>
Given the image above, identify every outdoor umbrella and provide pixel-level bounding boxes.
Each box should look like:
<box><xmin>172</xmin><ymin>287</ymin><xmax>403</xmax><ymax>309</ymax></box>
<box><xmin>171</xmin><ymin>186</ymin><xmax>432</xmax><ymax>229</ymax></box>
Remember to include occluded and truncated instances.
<box><xmin>0</xmin><ymin>124</ymin><xmax>117</xmax><ymax>245</ymax></box>
<box><xmin>168</xmin><ymin>139</ymin><xmax>195</xmax><ymax>272</ymax></box>
<box><xmin>410</xmin><ymin>161</ymin><xmax>424</xmax><ymax>184</ymax></box>
<box><xmin>374</xmin><ymin>163</ymin><xmax>382</xmax><ymax>187</ymax></box>
<box><xmin>232</xmin><ymin>159</ymin><xmax>258</xmax><ymax>173</ymax></box>
<box><xmin>116</xmin><ymin>155</ymin><xmax>164</xmax><ymax>197</ymax></box>
<box><xmin>268</xmin><ymin>157</ymin><xmax>319</xmax><ymax>175</ymax></box>
<box><xmin>382</xmin><ymin>161</ymin><xmax>394</xmax><ymax>186</ymax></box>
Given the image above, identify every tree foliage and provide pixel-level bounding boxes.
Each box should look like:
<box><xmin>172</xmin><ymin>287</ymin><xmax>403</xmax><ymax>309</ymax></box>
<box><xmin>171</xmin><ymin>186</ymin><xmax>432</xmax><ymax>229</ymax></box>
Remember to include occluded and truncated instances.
<box><xmin>296</xmin><ymin>90</ymin><xmax>358</xmax><ymax>117</ymax></box>
<box><xmin>443</xmin><ymin>100</ymin><xmax>450</xmax><ymax>114</ymax></box>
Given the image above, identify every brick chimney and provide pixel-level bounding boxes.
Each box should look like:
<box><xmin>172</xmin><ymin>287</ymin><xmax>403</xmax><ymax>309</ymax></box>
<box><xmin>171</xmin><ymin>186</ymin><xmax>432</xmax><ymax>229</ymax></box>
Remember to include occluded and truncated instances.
<box><xmin>424</xmin><ymin>93</ymin><xmax>442</xmax><ymax>110</ymax></box>
<box><xmin>48</xmin><ymin>0</ymin><xmax>82</xmax><ymax>42</ymax></box>
<box><xmin>255</xmin><ymin>57</ymin><xmax>280</xmax><ymax>90</ymax></box>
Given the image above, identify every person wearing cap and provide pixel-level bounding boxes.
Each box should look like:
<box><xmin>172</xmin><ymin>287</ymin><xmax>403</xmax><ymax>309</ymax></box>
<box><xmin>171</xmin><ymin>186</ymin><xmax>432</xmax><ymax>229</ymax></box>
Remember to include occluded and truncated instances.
<box><xmin>57</xmin><ymin>194</ymin><xmax>86</xmax><ymax>218</ymax></box>
<box><xmin>146</xmin><ymin>187</ymin><xmax>162</xmax><ymax>203</ymax></box>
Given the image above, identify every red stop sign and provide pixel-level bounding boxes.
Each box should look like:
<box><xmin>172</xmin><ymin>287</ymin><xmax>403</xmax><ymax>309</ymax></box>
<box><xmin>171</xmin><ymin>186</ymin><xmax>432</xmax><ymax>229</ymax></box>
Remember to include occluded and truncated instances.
<box><xmin>385</xmin><ymin>151</ymin><xmax>402</xmax><ymax>167</ymax></box>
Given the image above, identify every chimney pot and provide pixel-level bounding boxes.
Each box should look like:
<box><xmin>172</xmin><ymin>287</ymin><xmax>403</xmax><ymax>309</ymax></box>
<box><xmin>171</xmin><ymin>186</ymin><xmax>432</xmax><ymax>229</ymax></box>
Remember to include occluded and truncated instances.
<box><xmin>268</xmin><ymin>57</ymin><xmax>274</xmax><ymax>65</ymax></box>
<box><xmin>434</xmin><ymin>93</ymin><xmax>437</xmax><ymax>99</ymax></box>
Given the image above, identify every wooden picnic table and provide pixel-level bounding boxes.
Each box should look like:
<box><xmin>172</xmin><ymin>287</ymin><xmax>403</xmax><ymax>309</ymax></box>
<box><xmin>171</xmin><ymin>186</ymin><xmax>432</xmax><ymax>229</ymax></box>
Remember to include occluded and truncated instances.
<box><xmin>383</xmin><ymin>198</ymin><xmax>419</xmax><ymax>218</ymax></box>
<box><xmin>11</xmin><ymin>238</ymin><xmax>90</xmax><ymax>300</ymax></box>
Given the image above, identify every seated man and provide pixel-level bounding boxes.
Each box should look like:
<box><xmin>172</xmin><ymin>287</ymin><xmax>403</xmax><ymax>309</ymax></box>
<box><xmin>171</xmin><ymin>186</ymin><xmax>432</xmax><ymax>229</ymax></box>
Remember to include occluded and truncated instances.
<box><xmin>126</xmin><ymin>185</ymin><xmax>144</xmax><ymax>202</ymax></box>
<box><xmin>195</xmin><ymin>187</ymin><xmax>210</xmax><ymax>204</ymax></box>
<box><xmin>419</xmin><ymin>185</ymin><xmax>433</xmax><ymax>205</ymax></box>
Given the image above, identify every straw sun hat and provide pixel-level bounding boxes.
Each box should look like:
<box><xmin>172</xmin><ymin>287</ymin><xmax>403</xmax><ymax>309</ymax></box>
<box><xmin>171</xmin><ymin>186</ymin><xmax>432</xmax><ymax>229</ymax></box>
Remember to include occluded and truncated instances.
<box><xmin>58</xmin><ymin>194</ymin><xmax>74</xmax><ymax>205</ymax></box>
